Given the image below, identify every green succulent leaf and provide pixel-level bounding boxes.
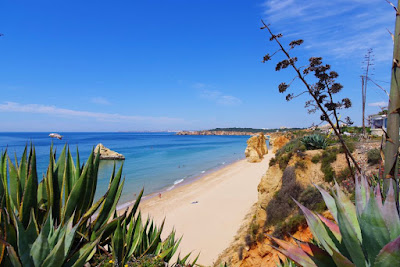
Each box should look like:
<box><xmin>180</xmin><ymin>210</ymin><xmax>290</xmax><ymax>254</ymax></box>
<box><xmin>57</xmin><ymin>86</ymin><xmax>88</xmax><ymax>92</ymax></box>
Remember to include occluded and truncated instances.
<box><xmin>314</xmin><ymin>184</ymin><xmax>337</xmax><ymax>222</ymax></box>
<box><xmin>334</xmin><ymin>193</ymin><xmax>366</xmax><ymax>267</ymax></box>
<box><xmin>374</xmin><ymin>235</ymin><xmax>400</xmax><ymax>267</ymax></box>
<box><xmin>359</xmin><ymin>190</ymin><xmax>390</xmax><ymax>264</ymax></box>
<box><xmin>270</xmin><ymin>236</ymin><xmax>317</xmax><ymax>267</ymax></box>
<box><xmin>382</xmin><ymin>179</ymin><xmax>400</xmax><ymax>240</ymax></box>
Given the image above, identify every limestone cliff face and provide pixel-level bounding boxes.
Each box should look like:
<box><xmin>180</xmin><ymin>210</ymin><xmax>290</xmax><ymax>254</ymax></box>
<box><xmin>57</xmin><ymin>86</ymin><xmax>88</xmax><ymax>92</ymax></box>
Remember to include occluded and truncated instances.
<box><xmin>244</xmin><ymin>133</ymin><xmax>268</xmax><ymax>163</ymax></box>
<box><xmin>94</xmin><ymin>143</ymin><xmax>125</xmax><ymax>160</ymax></box>
<box><xmin>214</xmin><ymin>151</ymin><xmax>328</xmax><ymax>267</ymax></box>
<box><xmin>270</xmin><ymin>135</ymin><xmax>290</xmax><ymax>153</ymax></box>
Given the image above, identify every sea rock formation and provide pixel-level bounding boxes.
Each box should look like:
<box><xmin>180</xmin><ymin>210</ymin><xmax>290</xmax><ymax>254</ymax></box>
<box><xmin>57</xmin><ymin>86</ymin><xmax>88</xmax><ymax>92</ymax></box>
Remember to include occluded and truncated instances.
<box><xmin>94</xmin><ymin>143</ymin><xmax>125</xmax><ymax>160</ymax></box>
<box><xmin>244</xmin><ymin>133</ymin><xmax>268</xmax><ymax>163</ymax></box>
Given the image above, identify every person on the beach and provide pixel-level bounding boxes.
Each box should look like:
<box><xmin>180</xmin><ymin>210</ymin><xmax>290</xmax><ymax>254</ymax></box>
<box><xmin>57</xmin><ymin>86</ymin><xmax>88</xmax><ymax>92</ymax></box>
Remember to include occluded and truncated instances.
<box><xmin>159</xmin><ymin>193</ymin><xmax>162</xmax><ymax>198</ymax></box>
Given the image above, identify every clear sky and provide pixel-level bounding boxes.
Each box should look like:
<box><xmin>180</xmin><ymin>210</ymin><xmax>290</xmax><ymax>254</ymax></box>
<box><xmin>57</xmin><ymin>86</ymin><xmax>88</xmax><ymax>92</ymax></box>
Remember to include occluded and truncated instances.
<box><xmin>0</xmin><ymin>0</ymin><xmax>395</xmax><ymax>131</ymax></box>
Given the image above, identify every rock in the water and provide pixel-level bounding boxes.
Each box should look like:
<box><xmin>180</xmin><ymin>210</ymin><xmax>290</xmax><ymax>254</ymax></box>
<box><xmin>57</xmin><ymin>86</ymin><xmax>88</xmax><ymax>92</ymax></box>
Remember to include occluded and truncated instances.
<box><xmin>94</xmin><ymin>143</ymin><xmax>125</xmax><ymax>160</ymax></box>
<box><xmin>244</xmin><ymin>133</ymin><xmax>268</xmax><ymax>163</ymax></box>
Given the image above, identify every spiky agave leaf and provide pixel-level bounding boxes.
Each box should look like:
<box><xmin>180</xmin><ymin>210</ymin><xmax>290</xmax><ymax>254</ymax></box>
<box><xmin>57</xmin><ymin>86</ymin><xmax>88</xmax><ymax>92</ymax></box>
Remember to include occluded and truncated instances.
<box><xmin>271</xmin><ymin>174</ymin><xmax>400</xmax><ymax>266</ymax></box>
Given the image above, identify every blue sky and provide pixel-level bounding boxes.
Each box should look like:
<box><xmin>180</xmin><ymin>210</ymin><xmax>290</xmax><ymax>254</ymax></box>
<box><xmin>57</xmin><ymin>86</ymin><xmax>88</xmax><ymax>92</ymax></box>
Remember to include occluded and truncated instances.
<box><xmin>0</xmin><ymin>0</ymin><xmax>395</xmax><ymax>131</ymax></box>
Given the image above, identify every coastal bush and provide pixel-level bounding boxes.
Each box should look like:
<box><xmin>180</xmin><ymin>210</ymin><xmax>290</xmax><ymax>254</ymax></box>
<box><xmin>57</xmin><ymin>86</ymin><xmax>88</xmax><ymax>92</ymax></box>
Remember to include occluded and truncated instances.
<box><xmin>274</xmin><ymin>137</ymin><xmax>307</xmax><ymax>170</ymax></box>
<box><xmin>336</xmin><ymin>166</ymin><xmax>354</xmax><ymax>182</ymax></box>
<box><xmin>367</xmin><ymin>148</ymin><xmax>381</xmax><ymax>165</ymax></box>
<box><xmin>265</xmin><ymin>167</ymin><xmax>302</xmax><ymax>227</ymax></box>
<box><xmin>273</xmin><ymin>186</ymin><xmax>326</xmax><ymax>239</ymax></box>
<box><xmin>269</xmin><ymin>157</ymin><xmax>276</xmax><ymax>166</ymax></box>
<box><xmin>278</xmin><ymin>152</ymin><xmax>292</xmax><ymax>170</ymax></box>
<box><xmin>0</xmin><ymin>145</ymin><xmax>185</xmax><ymax>266</ymax></box>
<box><xmin>273</xmin><ymin>214</ymin><xmax>307</xmax><ymax>239</ymax></box>
<box><xmin>339</xmin><ymin>140</ymin><xmax>356</xmax><ymax>153</ymax></box>
<box><xmin>295</xmin><ymin>159</ymin><xmax>307</xmax><ymax>170</ymax></box>
<box><xmin>320</xmin><ymin>148</ymin><xmax>338</xmax><ymax>182</ymax></box>
<box><xmin>298</xmin><ymin>186</ymin><xmax>325</xmax><ymax>213</ymax></box>
<box><xmin>301</xmin><ymin>134</ymin><xmax>327</xmax><ymax>150</ymax></box>
<box><xmin>311</xmin><ymin>154</ymin><xmax>321</xmax><ymax>163</ymax></box>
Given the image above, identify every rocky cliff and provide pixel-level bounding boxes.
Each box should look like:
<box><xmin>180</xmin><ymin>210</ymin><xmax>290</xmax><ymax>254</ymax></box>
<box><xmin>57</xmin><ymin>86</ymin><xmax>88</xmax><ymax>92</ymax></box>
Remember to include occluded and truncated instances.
<box><xmin>94</xmin><ymin>143</ymin><xmax>125</xmax><ymax>160</ymax></box>
<box><xmin>244</xmin><ymin>134</ymin><xmax>268</xmax><ymax>163</ymax></box>
<box><xmin>214</xmin><ymin>149</ymin><xmax>342</xmax><ymax>267</ymax></box>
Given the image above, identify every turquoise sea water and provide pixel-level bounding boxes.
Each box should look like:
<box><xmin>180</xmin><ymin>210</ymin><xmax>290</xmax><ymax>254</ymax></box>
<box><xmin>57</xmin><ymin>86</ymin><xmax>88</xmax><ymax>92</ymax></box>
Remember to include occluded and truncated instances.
<box><xmin>0</xmin><ymin>132</ymin><xmax>261</xmax><ymax>206</ymax></box>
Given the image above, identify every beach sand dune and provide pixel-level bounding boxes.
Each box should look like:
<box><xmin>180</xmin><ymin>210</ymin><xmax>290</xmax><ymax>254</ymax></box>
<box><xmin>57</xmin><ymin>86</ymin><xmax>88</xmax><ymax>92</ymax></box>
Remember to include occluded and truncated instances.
<box><xmin>139</xmin><ymin>151</ymin><xmax>273</xmax><ymax>266</ymax></box>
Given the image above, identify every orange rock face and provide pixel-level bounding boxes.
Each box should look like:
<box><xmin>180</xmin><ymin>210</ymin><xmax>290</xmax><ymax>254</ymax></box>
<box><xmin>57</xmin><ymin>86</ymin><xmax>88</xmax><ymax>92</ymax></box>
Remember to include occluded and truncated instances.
<box><xmin>271</xmin><ymin>136</ymin><xmax>290</xmax><ymax>152</ymax></box>
<box><xmin>244</xmin><ymin>133</ymin><xmax>268</xmax><ymax>163</ymax></box>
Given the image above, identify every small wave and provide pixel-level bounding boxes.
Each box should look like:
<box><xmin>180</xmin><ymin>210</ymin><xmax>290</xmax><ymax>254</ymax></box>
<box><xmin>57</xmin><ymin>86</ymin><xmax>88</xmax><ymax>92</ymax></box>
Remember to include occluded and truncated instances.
<box><xmin>167</xmin><ymin>185</ymin><xmax>175</xmax><ymax>191</ymax></box>
<box><xmin>201</xmin><ymin>170</ymin><xmax>205</xmax><ymax>173</ymax></box>
<box><xmin>174</xmin><ymin>178</ymin><xmax>184</xmax><ymax>185</ymax></box>
<box><xmin>222</xmin><ymin>162</ymin><xmax>225</xmax><ymax>165</ymax></box>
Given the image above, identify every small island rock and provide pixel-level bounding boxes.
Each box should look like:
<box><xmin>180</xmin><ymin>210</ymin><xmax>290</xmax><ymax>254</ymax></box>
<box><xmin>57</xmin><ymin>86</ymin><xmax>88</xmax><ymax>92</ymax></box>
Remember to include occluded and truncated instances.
<box><xmin>94</xmin><ymin>143</ymin><xmax>125</xmax><ymax>160</ymax></box>
<box><xmin>244</xmin><ymin>133</ymin><xmax>268</xmax><ymax>163</ymax></box>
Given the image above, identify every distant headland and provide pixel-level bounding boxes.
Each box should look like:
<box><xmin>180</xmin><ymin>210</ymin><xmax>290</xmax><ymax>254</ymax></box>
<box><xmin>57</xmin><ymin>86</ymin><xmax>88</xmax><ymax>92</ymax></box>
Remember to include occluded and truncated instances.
<box><xmin>176</xmin><ymin>127</ymin><xmax>303</xmax><ymax>136</ymax></box>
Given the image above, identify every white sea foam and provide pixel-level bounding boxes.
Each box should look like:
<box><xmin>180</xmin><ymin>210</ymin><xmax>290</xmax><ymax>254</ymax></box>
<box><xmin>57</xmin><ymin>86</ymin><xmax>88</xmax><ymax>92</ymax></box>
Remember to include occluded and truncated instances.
<box><xmin>201</xmin><ymin>170</ymin><xmax>205</xmax><ymax>173</ymax></box>
<box><xmin>174</xmin><ymin>178</ymin><xmax>184</xmax><ymax>185</ymax></box>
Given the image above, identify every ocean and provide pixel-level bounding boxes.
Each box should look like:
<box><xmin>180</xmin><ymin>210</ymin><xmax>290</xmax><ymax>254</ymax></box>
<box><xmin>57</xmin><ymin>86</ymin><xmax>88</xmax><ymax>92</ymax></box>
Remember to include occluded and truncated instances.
<box><xmin>0</xmin><ymin>132</ymin><xmax>262</xmax><ymax>206</ymax></box>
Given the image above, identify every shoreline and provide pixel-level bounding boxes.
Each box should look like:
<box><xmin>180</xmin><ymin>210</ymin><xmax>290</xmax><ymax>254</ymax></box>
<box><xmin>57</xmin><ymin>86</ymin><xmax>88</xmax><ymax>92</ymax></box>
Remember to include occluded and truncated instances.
<box><xmin>116</xmin><ymin>157</ymin><xmax>245</xmax><ymax>211</ymax></box>
<box><xmin>135</xmin><ymin>150</ymin><xmax>273</xmax><ymax>266</ymax></box>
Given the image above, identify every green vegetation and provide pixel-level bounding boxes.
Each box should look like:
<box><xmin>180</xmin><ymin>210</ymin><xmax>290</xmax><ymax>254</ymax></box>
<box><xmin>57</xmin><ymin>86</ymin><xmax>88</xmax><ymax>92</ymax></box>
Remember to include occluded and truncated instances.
<box><xmin>209</xmin><ymin>127</ymin><xmax>303</xmax><ymax>133</ymax></box>
<box><xmin>265</xmin><ymin>167</ymin><xmax>302</xmax><ymax>227</ymax></box>
<box><xmin>336</xmin><ymin>166</ymin><xmax>354</xmax><ymax>182</ymax></box>
<box><xmin>341</xmin><ymin>126</ymin><xmax>371</xmax><ymax>134</ymax></box>
<box><xmin>301</xmin><ymin>134</ymin><xmax>327</xmax><ymax>150</ymax></box>
<box><xmin>311</xmin><ymin>154</ymin><xmax>321</xmax><ymax>164</ymax></box>
<box><xmin>320</xmin><ymin>148</ymin><xmax>338</xmax><ymax>182</ymax></box>
<box><xmin>367</xmin><ymin>148</ymin><xmax>381</xmax><ymax>165</ymax></box>
<box><xmin>295</xmin><ymin>159</ymin><xmax>307</xmax><ymax>170</ymax></box>
<box><xmin>270</xmin><ymin>175</ymin><xmax>400</xmax><ymax>266</ymax></box>
<box><xmin>272</xmin><ymin>186</ymin><xmax>325</xmax><ymax>239</ymax></box>
<box><xmin>272</xmin><ymin>137</ymin><xmax>306</xmax><ymax>170</ymax></box>
<box><xmin>0</xmin><ymin>145</ymin><xmax>189</xmax><ymax>266</ymax></box>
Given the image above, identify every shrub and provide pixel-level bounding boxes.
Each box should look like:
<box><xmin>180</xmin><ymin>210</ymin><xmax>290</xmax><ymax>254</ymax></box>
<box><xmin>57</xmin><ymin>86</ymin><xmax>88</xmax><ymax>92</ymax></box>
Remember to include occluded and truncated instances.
<box><xmin>265</xmin><ymin>167</ymin><xmax>302</xmax><ymax>226</ymax></box>
<box><xmin>275</xmin><ymin>137</ymin><xmax>307</xmax><ymax>170</ymax></box>
<box><xmin>367</xmin><ymin>148</ymin><xmax>381</xmax><ymax>165</ymax></box>
<box><xmin>278</xmin><ymin>152</ymin><xmax>293</xmax><ymax>170</ymax></box>
<box><xmin>298</xmin><ymin>185</ymin><xmax>326</xmax><ymax>212</ymax></box>
<box><xmin>336</xmin><ymin>166</ymin><xmax>354</xmax><ymax>182</ymax></box>
<box><xmin>339</xmin><ymin>140</ymin><xmax>355</xmax><ymax>153</ymax></box>
<box><xmin>273</xmin><ymin>214</ymin><xmax>307</xmax><ymax>239</ymax></box>
<box><xmin>295</xmin><ymin>160</ymin><xmax>307</xmax><ymax>170</ymax></box>
<box><xmin>311</xmin><ymin>154</ymin><xmax>321</xmax><ymax>163</ymax></box>
<box><xmin>269</xmin><ymin>157</ymin><xmax>276</xmax><ymax>166</ymax></box>
<box><xmin>301</xmin><ymin>134</ymin><xmax>327</xmax><ymax>150</ymax></box>
<box><xmin>320</xmin><ymin>148</ymin><xmax>338</xmax><ymax>182</ymax></box>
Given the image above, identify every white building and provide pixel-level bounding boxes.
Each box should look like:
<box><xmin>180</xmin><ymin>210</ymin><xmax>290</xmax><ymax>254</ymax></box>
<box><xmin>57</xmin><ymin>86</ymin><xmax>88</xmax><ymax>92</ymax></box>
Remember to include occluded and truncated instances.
<box><xmin>368</xmin><ymin>114</ymin><xmax>387</xmax><ymax>136</ymax></box>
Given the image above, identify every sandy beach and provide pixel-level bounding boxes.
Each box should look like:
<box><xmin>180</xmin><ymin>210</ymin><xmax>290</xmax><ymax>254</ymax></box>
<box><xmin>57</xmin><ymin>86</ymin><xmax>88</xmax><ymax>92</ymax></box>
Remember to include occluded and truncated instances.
<box><xmin>138</xmin><ymin>150</ymin><xmax>273</xmax><ymax>266</ymax></box>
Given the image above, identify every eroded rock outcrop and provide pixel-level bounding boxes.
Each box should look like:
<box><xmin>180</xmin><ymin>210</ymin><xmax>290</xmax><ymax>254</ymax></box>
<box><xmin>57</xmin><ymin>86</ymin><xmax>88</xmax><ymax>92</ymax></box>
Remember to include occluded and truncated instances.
<box><xmin>270</xmin><ymin>135</ymin><xmax>290</xmax><ymax>153</ymax></box>
<box><xmin>244</xmin><ymin>133</ymin><xmax>268</xmax><ymax>163</ymax></box>
<box><xmin>94</xmin><ymin>143</ymin><xmax>125</xmax><ymax>160</ymax></box>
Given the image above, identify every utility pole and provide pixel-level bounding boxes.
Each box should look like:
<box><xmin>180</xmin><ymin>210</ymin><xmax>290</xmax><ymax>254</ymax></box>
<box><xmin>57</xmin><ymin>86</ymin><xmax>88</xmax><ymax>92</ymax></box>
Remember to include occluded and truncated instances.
<box><xmin>361</xmin><ymin>49</ymin><xmax>374</xmax><ymax>138</ymax></box>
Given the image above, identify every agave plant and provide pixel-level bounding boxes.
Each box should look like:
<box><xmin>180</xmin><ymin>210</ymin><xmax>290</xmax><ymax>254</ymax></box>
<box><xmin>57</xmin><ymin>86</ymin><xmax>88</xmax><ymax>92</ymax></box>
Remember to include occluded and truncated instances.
<box><xmin>0</xmin><ymin>144</ymin><xmax>186</xmax><ymax>266</ymax></box>
<box><xmin>270</xmin><ymin>175</ymin><xmax>400</xmax><ymax>266</ymax></box>
<box><xmin>110</xmin><ymin>204</ymin><xmax>185</xmax><ymax>265</ymax></box>
<box><xmin>301</xmin><ymin>134</ymin><xmax>327</xmax><ymax>150</ymax></box>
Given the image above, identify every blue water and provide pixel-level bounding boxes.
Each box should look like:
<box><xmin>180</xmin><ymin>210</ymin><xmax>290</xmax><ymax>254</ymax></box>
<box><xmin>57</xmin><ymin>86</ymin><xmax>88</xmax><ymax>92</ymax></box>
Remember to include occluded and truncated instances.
<box><xmin>0</xmin><ymin>132</ymin><xmax>257</xmax><ymax>205</ymax></box>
